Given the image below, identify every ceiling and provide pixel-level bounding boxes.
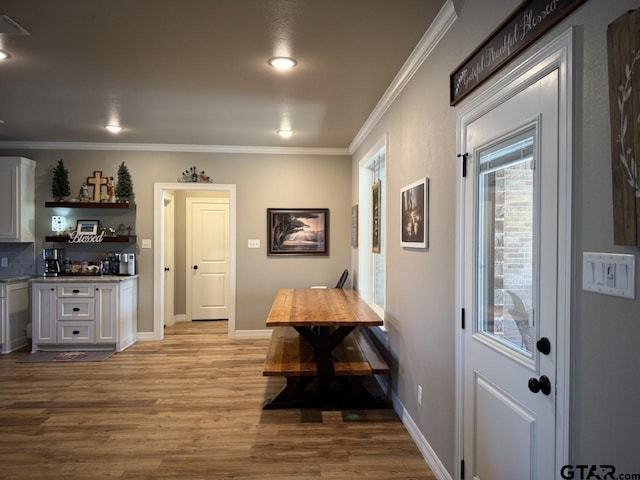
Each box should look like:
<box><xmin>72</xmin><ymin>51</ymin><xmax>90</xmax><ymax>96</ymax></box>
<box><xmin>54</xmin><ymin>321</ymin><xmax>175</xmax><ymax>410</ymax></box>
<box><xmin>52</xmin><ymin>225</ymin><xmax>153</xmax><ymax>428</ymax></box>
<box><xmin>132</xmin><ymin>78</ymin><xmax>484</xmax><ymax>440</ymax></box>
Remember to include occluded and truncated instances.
<box><xmin>0</xmin><ymin>0</ymin><xmax>446</xmax><ymax>152</ymax></box>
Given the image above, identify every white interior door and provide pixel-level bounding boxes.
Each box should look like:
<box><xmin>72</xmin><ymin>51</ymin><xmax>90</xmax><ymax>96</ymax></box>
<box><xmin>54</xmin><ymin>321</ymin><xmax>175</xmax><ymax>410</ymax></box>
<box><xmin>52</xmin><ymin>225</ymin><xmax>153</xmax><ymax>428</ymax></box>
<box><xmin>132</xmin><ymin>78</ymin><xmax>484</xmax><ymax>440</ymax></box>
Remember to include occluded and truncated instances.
<box><xmin>462</xmin><ymin>70</ymin><xmax>559</xmax><ymax>480</ymax></box>
<box><xmin>186</xmin><ymin>197</ymin><xmax>230</xmax><ymax>321</ymax></box>
<box><xmin>163</xmin><ymin>191</ymin><xmax>175</xmax><ymax>327</ymax></box>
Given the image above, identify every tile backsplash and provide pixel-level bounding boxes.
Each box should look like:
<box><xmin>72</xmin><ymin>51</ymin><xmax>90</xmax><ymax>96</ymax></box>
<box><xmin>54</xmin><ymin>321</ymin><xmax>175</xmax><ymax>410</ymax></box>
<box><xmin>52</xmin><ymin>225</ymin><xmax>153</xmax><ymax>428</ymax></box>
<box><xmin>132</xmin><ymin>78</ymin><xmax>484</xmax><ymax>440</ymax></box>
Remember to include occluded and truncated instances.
<box><xmin>0</xmin><ymin>243</ymin><xmax>36</xmax><ymax>276</ymax></box>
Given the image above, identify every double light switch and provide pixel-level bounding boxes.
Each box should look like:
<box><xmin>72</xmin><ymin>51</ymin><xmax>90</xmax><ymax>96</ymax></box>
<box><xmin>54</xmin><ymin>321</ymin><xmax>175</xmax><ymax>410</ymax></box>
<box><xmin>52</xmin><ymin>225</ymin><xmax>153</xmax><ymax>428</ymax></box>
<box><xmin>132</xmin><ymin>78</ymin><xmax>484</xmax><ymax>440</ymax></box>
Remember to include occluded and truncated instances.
<box><xmin>583</xmin><ymin>252</ymin><xmax>635</xmax><ymax>299</ymax></box>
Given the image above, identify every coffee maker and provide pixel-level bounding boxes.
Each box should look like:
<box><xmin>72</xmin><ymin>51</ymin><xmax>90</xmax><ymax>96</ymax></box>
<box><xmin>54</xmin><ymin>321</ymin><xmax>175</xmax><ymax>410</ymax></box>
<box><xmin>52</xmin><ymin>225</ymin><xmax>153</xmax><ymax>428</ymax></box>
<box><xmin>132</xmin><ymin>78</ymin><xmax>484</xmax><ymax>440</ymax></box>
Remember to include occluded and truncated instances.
<box><xmin>114</xmin><ymin>253</ymin><xmax>135</xmax><ymax>275</ymax></box>
<box><xmin>43</xmin><ymin>248</ymin><xmax>64</xmax><ymax>277</ymax></box>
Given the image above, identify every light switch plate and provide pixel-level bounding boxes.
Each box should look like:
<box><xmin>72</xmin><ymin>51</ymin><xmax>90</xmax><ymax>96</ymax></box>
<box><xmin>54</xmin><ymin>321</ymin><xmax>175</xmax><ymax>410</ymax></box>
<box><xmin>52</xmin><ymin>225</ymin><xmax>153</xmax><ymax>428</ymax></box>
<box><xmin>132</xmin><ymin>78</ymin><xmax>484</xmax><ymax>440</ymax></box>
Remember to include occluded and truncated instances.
<box><xmin>248</xmin><ymin>239</ymin><xmax>260</xmax><ymax>249</ymax></box>
<box><xmin>141</xmin><ymin>239</ymin><xmax>152</xmax><ymax>249</ymax></box>
<box><xmin>583</xmin><ymin>252</ymin><xmax>635</xmax><ymax>299</ymax></box>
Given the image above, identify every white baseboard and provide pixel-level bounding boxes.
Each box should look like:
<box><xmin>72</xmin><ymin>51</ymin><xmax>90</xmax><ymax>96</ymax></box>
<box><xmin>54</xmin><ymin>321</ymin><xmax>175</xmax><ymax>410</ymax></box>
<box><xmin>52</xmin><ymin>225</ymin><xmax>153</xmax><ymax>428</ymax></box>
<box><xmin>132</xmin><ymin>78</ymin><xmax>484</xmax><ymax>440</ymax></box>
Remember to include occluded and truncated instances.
<box><xmin>232</xmin><ymin>329</ymin><xmax>273</xmax><ymax>340</ymax></box>
<box><xmin>389</xmin><ymin>389</ymin><xmax>453</xmax><ymax>480</ymax></box>
<box><xmin>136</xmin><ymin>332</ymin><xmax>155</xmax><ymax>341</ymax></box>
<box><xmin>175</xmin><ymin>314</ymin><xmax>187</xmax><ymax>322</ymax></box>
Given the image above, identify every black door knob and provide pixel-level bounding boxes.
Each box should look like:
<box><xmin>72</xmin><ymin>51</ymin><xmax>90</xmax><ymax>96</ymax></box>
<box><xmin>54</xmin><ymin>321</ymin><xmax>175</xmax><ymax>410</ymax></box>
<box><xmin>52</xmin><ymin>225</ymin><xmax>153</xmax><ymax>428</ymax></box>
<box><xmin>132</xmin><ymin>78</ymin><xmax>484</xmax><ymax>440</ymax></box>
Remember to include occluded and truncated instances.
<box><xmin>536</xmin><ymin>337</ymin><xmax>551</xmax><ymax>355</ymax></box>
<box><xmin>193</xmin><ymin>265</ymin><xmax>198</xmax><ymax>270</ymax></box>
<box><xmin>164</xmin><ymin>267</ymin><xmax>170</xmax><ymax>272</ymax></box>
<box><xmin>528</xmin><ymin>375</ymin><xmax>551</xmax><ymax>395</ymax></box>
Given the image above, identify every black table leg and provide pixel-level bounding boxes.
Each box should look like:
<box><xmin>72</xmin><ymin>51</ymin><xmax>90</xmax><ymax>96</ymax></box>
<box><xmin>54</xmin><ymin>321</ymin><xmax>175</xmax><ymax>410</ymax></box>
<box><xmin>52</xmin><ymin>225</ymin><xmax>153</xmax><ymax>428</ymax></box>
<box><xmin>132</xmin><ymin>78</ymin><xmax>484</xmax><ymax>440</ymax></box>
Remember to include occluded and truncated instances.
<box><xmin>294</xmin><ymin>326</ymin><xmax>354</xmax><ymax>394</ymax></box>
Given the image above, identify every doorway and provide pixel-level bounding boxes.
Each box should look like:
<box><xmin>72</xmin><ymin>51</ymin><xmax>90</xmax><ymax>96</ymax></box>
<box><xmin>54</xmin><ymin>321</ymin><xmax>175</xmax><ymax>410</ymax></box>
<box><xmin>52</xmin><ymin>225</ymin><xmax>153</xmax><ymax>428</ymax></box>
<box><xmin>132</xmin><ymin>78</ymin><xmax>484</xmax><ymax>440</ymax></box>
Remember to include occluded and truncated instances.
<box><xmin>186</xmin><ymin>196</ymin><xmax>231</xmax><ymax>321</ymax></box>
<box><xmin>455</xmin><ymin>30</ymin><xmax>573</xmax><ymax>479</ymax></box>
<box><xmin>153</xmin><ymin>183</ymin><xmax>237</xmax><ymax>340</ymax></box>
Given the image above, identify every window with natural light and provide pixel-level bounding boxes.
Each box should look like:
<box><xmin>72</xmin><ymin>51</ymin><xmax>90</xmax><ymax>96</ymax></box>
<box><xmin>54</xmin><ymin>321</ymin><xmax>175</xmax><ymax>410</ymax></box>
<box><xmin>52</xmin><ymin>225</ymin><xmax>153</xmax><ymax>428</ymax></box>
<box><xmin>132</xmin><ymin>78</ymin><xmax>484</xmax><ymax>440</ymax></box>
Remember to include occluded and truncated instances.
<box><xmin>358</xmin><ymin>141</ymin><xmax>386</xmax><ymax>320</ymax></box>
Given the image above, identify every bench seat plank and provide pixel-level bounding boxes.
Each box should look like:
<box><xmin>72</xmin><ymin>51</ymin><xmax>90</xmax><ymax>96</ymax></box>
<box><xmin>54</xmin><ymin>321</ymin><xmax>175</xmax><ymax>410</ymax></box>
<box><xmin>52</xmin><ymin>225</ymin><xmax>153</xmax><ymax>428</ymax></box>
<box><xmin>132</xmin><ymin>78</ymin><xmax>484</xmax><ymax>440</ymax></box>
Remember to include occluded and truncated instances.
<box><xmin>332</xmin><ymin>331</ymin><xmax>372</xmax><ymax>376</ymax></box>
<box><xmin>263</xmin><ymin>327</ymin><xmax>317</xmax><ymax>377</ymax></box>
<box><xmin>263</xmin><ymin>326</ymin><xmax>389</xmax><ymax>377</ymax></box>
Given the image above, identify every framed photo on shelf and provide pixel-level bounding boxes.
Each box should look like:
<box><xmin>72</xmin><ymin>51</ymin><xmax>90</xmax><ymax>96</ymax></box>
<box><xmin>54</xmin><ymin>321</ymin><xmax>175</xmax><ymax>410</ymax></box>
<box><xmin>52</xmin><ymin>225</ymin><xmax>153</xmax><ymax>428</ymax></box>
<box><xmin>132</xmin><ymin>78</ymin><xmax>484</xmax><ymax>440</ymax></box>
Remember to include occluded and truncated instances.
<box><xmin>267</xmin><ymin>208</ymin><xmax>329</xmax><ymax>256</ymax></box>
<box><xmin>400</xmin><ymin>177</ymin><xmax>429</xmax><ymax>249</ymax></box>
<box><xmin>75</xmin><ymin>219</ymin><xmax>99</xmax><ymax>236</ymax></box>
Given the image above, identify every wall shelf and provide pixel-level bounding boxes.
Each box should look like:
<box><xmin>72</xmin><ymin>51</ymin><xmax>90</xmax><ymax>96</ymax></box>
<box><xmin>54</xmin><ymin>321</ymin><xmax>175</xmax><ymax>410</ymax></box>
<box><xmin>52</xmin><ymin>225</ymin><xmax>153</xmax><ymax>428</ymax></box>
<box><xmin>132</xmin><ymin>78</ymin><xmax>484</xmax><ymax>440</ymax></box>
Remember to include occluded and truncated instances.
<box><xmin>45</xmin><ymin>201</ymin><xmax>136</xmax><ymax>210</ymax></box>
<box><xmin>45</xmin><ymin>235</ymin><xmax>137</xmax><ymax>243</ymax></box>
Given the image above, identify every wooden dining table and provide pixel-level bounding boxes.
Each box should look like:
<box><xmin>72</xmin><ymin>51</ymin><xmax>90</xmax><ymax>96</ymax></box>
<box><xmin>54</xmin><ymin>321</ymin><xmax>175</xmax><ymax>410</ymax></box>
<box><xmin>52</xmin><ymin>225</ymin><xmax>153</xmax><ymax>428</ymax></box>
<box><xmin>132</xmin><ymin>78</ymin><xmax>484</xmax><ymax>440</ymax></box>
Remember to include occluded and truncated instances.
<box><xmin>264</xmin><ymin>288</ymin><xmax>386</xmax><ymax>408</ymax></box>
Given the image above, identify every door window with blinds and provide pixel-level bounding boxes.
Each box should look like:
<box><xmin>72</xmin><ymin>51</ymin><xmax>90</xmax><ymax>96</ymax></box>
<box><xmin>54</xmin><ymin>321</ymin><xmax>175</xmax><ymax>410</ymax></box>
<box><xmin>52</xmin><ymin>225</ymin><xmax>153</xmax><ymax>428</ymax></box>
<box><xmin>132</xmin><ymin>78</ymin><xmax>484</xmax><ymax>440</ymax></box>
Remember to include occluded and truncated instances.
<box><xmin>476</xmin><ymin>127</ymin><xmax>537</xmax><ymax>357</ymax></box>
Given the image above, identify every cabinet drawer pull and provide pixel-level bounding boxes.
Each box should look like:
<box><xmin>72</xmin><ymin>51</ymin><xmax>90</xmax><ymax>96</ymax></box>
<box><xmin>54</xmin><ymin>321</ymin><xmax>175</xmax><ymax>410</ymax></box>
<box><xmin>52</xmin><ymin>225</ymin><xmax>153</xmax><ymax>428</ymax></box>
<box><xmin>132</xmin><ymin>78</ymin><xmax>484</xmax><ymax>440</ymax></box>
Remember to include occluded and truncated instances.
<box><xmin>72</xmin><ymin>330</ymin><xmax>80</xmax><ymax>335</ymax></box>
<box><xmin>72</xmin><ymin>307</ymin><xmax>80</xmax><ymax>312</ymax></box>
<box><xmin>72</xmin><ymin>289</ymin><xmax>80</xmax><ymax>293</ymax></box>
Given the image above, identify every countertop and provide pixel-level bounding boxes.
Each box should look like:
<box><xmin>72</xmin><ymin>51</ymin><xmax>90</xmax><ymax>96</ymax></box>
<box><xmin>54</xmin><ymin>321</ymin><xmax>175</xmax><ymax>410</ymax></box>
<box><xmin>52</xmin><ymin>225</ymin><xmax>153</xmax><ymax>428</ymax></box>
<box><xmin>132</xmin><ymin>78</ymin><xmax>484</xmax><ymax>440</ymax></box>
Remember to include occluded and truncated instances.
<box><xmin>0</xmin><ymin>275</ymin><xmax>32</xmax><ymax>283</ymax></box>
<box><xmin>29</xmin><ymin>274</ymin><xmax>139</xmax><ymax>283</ymax></box>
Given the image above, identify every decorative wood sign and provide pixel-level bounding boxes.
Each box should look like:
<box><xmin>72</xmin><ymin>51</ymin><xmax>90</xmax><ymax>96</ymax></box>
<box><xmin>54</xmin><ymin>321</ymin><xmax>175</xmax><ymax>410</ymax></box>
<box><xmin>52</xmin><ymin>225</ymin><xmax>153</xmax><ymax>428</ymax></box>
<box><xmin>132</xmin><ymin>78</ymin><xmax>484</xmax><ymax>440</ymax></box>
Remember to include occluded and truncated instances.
<box><xmin>450</xmin><ymin>0</ymin><xmax>588</xmax><ymax>106</ymax></box>
<box><xmin>608</xmin><ymin>9</ymin><xmax>640</xmax><ymax>249</ymax></box>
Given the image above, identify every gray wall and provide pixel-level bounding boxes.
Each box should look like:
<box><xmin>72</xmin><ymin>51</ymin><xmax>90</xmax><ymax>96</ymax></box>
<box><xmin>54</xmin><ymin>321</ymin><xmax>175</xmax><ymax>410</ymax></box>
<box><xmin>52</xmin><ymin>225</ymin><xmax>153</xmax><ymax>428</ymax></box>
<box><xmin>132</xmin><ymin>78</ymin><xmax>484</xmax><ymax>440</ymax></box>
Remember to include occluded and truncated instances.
<box><xmin>352</xmin><ymin>0</ymin><xmax>640</xmax><ymax>475</ymax></box>
<box><xmin>0</xmin><ymin>149</ymin><xmax>352</xmax><ymax>332</ymax></box>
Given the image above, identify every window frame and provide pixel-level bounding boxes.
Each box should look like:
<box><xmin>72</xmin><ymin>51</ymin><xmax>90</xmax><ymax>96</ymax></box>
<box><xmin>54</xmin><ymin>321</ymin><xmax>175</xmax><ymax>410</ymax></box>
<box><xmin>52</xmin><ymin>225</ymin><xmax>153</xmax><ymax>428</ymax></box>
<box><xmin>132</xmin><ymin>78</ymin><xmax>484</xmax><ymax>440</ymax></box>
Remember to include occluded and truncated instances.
<box><xmin>358</xmin><ymin>135</ymin><xmax>387</xmax><ymax>322</ymax></box>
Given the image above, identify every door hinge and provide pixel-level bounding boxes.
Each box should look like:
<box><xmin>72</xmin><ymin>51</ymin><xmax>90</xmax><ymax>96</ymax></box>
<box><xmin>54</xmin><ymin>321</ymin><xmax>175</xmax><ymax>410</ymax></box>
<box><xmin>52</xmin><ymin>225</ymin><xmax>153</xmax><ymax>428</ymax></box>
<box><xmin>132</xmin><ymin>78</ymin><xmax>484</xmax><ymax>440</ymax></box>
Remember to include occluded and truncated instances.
<box><xmin>461</xmin><ymin>459</ymin><xmax>465</xmax><ymax>479</ymax></box>
<box><xmin>461</xmin><ymin>308</ymin><xmax>465</xmax><ymax>330</ymax></box>
<box><xmin>457</xmin><ymin>152</ymin><xmax>468</xmax><ymax>178</ymax></box>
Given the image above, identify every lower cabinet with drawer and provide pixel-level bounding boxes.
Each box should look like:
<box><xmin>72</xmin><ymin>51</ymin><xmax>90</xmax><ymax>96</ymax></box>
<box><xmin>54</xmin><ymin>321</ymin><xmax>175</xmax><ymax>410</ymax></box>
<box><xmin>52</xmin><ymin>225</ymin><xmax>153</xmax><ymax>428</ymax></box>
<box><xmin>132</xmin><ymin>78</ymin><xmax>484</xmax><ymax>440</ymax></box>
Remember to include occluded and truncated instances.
<box><xmin>0</xmin><ymin>279</ymin><xmax>30</xmax><ymax>354</ymax></box>
<box><xmin>30</xmin><ymin>276</ymin><xmax>138</xmax><ymax>352</ymax></box>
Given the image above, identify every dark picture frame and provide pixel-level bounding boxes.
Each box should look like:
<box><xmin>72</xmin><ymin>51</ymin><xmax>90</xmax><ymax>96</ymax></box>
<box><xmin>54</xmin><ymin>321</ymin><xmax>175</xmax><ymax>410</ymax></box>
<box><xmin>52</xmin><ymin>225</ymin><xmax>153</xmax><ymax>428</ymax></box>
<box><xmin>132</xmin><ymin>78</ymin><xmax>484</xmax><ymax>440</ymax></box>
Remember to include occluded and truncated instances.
<box><xmin>351</xmin><ymin>205</ymin><xmax>359</xmax><ymax>248</ymax></box>
<box><xmin>372</xmin><ymin>181</ymin><xmax>381</xmax><ymax>253</ymax></box>
<box><xmin>401</xmin><ymin>178</ymin><xmax>428</xmax><ymax>249</ymax></box>
<box><xmin>267</xmin><ymin>208</ymin><xmax>329</xmax><ymax>256</ymax></box>
<box><xmin>75</xmin><ymin>219</ymin><xmax>99</xmax><ymax>236</ymax></box>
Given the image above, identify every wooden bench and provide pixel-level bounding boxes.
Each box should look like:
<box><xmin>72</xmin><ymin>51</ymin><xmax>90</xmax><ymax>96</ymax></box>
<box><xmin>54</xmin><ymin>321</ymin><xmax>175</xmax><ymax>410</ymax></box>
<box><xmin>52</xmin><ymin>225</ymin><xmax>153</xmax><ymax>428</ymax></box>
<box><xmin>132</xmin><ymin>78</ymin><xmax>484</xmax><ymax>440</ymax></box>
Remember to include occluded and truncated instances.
<box><xmin>263</xmin><ymin>326</ymin><xmax>390</xmax><ymax>377</ymax></box>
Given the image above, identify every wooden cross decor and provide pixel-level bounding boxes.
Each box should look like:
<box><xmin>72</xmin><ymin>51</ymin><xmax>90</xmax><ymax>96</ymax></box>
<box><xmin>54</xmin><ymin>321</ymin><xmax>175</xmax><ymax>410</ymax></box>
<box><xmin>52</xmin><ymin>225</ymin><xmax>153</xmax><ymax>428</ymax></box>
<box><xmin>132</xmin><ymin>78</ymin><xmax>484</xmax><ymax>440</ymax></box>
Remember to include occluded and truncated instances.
<box><xmin>87</xmin><ymin>171</ymin><xmax>108</xmax><ymax>202</ymax></box>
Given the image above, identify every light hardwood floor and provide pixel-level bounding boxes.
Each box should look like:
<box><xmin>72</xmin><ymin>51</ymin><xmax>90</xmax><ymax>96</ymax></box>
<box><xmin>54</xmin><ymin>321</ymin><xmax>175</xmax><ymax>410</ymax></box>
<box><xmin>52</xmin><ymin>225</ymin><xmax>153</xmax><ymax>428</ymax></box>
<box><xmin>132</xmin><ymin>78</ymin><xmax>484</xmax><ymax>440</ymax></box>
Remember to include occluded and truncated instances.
<box><xmin>0</xmin><ymin>321</ymin><xmax>436</xmax><ymax>479</ymax></box>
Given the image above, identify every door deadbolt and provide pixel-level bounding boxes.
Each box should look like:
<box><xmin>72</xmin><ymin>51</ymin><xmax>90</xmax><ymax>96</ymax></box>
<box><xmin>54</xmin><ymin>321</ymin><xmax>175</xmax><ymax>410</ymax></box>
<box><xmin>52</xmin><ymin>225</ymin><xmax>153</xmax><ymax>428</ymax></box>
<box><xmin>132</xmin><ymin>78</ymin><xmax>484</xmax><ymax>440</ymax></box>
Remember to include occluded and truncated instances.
<box><xmin>536</xmin><ymin>337</ymin><xmax>551</xmax><ymax>355</ymax></box>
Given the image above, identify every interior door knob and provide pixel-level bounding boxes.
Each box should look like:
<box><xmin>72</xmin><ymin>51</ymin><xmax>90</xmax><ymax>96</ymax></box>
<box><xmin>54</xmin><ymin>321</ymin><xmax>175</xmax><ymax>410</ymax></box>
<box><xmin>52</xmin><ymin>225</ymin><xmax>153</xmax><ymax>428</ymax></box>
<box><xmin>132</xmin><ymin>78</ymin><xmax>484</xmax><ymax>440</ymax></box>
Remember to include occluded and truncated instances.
<box><xmin>528</xmin><ymin>375</ymin><xmax>551</xmax><ymax>395</ymax></box>
<box><xmin>193</xmin><ymin>265</ymin><xmax>198</xmax><ymax>270</ymax></box>
<box><xmin>164</xmin><ymin>267</ymin><xmax>170</xmax><ymax>272</ymax></box>
<box><xmin>536</xmin><ymin>337</ymin><xmax>551</xmax><ymax>355</ymax></box>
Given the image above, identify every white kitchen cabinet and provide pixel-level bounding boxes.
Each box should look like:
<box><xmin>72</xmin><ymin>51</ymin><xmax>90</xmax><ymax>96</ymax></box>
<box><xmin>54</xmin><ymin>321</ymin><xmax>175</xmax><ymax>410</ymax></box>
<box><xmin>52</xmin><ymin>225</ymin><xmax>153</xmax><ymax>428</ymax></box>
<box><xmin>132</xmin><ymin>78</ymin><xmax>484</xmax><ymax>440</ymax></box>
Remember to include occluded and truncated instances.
<box><xmin>31</xmin><ymin>284</ymin><xmax>56</xmax><ymax>345</ymax></box>
<box><xmin>0</xmin><ymin>280</ymin><xmax>30</xmax><ymax>353</ymax></box>
<box><xmin>0</xmin><ymin>157</ymin><xmax>35</xmax><ymax>242</ymax></box>
<box><xmin>31</xmin><ymin>276</ymin><xmax>137</xmax><ymax>351</ymax></box>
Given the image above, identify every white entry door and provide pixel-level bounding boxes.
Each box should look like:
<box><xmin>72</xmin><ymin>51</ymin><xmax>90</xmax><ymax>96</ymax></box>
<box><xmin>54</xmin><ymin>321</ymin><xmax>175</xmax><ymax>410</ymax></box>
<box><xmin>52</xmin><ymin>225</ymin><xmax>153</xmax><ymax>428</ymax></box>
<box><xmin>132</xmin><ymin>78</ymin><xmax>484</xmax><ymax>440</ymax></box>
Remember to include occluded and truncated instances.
<box><xmin>186</xmin><ymin>197</ymin><xmax>230</xmax><ymax>320</ymax></box>
<box><xmin>462</xmin><ymin>70</ymin><xmax>560</xmax><ymax>479</ymax></box>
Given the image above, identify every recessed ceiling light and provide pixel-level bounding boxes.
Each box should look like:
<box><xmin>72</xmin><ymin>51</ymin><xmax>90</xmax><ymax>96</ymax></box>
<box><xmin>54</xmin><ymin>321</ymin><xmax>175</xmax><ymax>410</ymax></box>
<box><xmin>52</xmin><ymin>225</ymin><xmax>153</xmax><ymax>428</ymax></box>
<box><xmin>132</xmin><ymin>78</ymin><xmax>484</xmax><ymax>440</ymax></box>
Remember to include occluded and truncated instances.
<box><xmin>277</xmin><ymin>129</ymin><xmax>294</xmax><ymax>138</ymax></box>
<box><xmin>0</xmin><ymin>50</ymin><xmax>11</xmax><ymax>61</ymax></box>
<box><xmin>105</xmin><ymin>125</ymin><xmax>123</xmax><ymax>133</ymax></box>
<box><xmin>268</xmin><ymin>57</ymin><xmax>297</xmax><ymax>69</ymax></box>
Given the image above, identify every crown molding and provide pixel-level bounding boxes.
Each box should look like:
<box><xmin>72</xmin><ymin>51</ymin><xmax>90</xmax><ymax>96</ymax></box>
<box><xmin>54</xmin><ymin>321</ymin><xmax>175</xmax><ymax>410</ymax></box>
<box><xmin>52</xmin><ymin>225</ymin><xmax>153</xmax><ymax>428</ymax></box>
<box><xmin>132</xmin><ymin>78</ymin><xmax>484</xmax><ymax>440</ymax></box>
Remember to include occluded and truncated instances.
<box><xmin>0</xmin><ymin>141</ymin><xmax>350</xmax><ymax>156</ymax></box>
<box><xmin>349</xmin><ymin>0</ymin><xmax>457</xmax><ymax>154</ymax></box>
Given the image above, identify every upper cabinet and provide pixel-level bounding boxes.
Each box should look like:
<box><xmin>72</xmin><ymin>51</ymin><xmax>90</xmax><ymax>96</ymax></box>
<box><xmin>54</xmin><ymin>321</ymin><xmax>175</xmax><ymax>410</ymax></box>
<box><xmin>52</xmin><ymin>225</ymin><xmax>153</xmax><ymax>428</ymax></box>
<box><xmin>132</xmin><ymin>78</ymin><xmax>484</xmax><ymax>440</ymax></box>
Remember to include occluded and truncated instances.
<box><xmin>0</xmin><ymin>157</ymin><xmax>35</xmax><ymax>243</ymax></box>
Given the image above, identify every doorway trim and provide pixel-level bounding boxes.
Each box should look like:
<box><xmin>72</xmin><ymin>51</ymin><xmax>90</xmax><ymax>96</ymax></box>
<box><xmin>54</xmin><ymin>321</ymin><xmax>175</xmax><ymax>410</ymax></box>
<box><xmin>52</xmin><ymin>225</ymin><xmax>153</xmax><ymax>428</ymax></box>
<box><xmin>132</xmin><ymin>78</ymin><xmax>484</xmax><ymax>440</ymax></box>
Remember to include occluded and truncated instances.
<box><xmin>153</xmin><ymin>182</ymin><xmax>237</xmax><ymax>340</ymax></box>
<box><xmin>454</xmin><ymin>28</ymin><xmax>574</xmax><ymax>478</ymax></box>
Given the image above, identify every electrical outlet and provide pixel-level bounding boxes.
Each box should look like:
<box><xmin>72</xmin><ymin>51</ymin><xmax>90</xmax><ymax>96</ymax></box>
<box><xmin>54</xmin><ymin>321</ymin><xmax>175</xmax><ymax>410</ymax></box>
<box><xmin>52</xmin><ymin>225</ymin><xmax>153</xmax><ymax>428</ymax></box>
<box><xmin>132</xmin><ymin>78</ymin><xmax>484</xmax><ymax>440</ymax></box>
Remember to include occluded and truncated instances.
<box><xmin>417</xmin><ymin>385</ymin><xmax>423</xmax><ymax>406</ymax></box>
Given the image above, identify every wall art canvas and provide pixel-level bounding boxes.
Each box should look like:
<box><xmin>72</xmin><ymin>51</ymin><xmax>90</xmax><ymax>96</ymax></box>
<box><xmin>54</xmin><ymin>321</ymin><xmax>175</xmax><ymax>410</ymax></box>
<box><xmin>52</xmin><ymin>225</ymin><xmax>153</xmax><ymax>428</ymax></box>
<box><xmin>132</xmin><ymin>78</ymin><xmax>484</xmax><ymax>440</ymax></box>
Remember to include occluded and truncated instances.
<box><xmin>608</xmin><ymin>8</ymin><xmax>640</xmax><ymax>249</ymax></box>
<box><xmin>401</xmin><ymin>178</ymin><xmax>429</xmax><ymax>249</ymax></box>
<box><xmin>267</xmin><ymin>208</ymin><xmax>329</xmax><ymax>255</ymax></box>
<box><xmin>372</xmin><ymin>182</ymin><xmax>381</xmax><ymax>253</ymax></box>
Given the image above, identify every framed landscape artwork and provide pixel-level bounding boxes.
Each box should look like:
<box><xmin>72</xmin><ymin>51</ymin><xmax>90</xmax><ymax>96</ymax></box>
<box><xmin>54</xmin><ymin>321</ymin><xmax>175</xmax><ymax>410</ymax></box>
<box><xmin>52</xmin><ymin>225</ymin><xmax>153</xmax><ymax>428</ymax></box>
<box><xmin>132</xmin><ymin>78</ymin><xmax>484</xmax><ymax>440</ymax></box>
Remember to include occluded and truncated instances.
<box><xmin>267</xmin><ymin>208</ymin><xmax>329</xmax><ymax>256</ymax></box>
<box><xmin>75</xmin><ymin>219</ymin><xmax>99</xmax><ymax>236</ymax></box>
<box><xmin>400</xmin><ymin>178</ymin><xmax>429</xmax><ymax>249</ymax></box>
